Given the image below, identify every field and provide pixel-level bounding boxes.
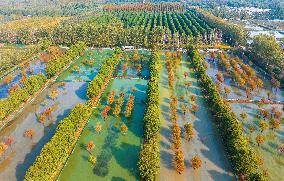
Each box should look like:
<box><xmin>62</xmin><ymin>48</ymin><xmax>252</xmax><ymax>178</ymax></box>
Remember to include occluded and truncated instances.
<box><xmin>115</xmin><ymin>11</ymin><xmax>212</xmax><ymax>37</ymax></box>
<box><xmin>0</xmin><ymin>16</ymin><xmax>67</xmax><ymax>31</ymax></box>
<box><xmin>232</xmin><ymin>103</ymin><xmax>284</xmax><ymax>181</ymax></box>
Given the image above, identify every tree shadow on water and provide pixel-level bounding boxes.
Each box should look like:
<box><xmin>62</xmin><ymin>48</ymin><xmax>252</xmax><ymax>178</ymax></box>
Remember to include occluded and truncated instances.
<box><xmin>208</xmin><ymin>169</ymin><xmax>234</xmax><ymax>181</ymax></box>
<box><xmin>93</xmin><ymin>127</ymin><xmax>119</xmax><ymax>177</ymax></box>
<box><xmin>112</xmin><ymin>142</ymin><xmax>140</xmax><ymax>178</ymax></box>
<box><xmin>160</xmin><ymin>150</ymin><xmax>174</xmax><ymax>170</ymax></box>
<box><xmin>74</xmin><ymin>82</ymin><xmax>88</xmax><ymax>100</ymax></box>
<box><xmin>111</xmin><ymin>177</ymin><xmax>126</xmax><ymax>181</ymax></box>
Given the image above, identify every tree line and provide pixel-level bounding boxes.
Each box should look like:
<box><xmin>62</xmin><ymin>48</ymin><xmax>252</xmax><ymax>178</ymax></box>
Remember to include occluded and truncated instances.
<box><xmin>46</xmin><ymin>41</ymin><xmax>86</xmax><ymax>77</ymax></box>
<box><xmin>138</xmin><ymin>49</ymin><xmax>161</xmax><ymax>180</ymax></box>
<box><xmin>0</xmin><ymin>41</ymin><xmax>50</xmax><ymax>77</ymax></box>
<box><xmin>103</xmin><ymin>3</ymin><xmax>184</xmax><ymax>12</ymax></box>
<box><xmin>87</xmin><ymin>48</ymin><xmax>122</xmax><ymax>99</ymax></box>
<box><xmin>0</xmin><ymin>73</ymin><xmax>47</xmax><ymax>122</ymax></box>
<box><xmin>196</xmin><ymin>8</ymin><xmax>247</xmax><ymax>46</ymax></box>
<box><xmin>24</xmin><ymin>103</ymin><xmax>92</xmax><ymax>180</ymax></box>
<box><xmin>246</xmin><ymin>34</ymin><xmax>284</xmax><ymax>88</ymax></box>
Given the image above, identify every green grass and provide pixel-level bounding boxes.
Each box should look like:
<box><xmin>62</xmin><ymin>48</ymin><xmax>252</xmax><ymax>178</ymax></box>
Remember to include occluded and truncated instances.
<box><xmin>59</xmin><ymin>78</ymin><xmax>148</xmax><ymax>181</ymax></box>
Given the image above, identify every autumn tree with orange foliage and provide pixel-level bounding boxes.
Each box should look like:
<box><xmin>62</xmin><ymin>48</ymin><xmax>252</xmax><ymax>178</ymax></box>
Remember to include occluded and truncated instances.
<box><xmin>255</xmin><ymin>134</ymin><xmax>265</xmax><ymax>146</ymax></box>
<box><xmin>113</xmin><ymin>93</ymin><xmax>125</xmax><ymax>117</ymax></box>
<box><xmin>216</xmin><ymin>72</ymin><xmax>224</xmax><ymax>83</ymax></box>
<box><xmin>86</xmin><ymin>141</ymin><xmax>95</xmax><ymax>154</ymax></box>
<box><xmin>191</xmin><ymin>155</ymin><xmax>202</xmax><ymax>170</ymax></box>
<box><xmin>108</xmin><ymin>90</ymin><xmax>116</xmax><ymax>105</ymax></box>
<box><xmin>174</xmin><ymin>150</ymin><xmax>185</xmax><ymax>174</ymax></box>
<box><xmin>25</xmin><ymin>129</ymin><xmax>35</xmax><ymax>139</ymax></box>
<box><xmin>121</xmin><ymin>124</ymin><xmax>128</xmax><ymax>134</ymax></box>
<box><xmin>101</xmin><ymin>105</ymin><xmax>111</xmax><ymax>120</ymax></box>
<box><xmin>2</xmin><ymin>75</ymin><xmax>13</xmax><ymax>84</ymax></box>
<box><xmin>191</xmin><ymin>104</ymin><xmax>199</xmax><ymax>114</ymax></box>
<box><xmin>125</xmin><ymin>95</ymin><xmax>135</xmax><ymax>117</ymax></box>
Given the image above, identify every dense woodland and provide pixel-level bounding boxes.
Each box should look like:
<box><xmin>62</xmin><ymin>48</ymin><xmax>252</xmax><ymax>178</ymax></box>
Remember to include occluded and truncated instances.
<box><xmin>0</xmin><ymin>9</ymin><xmax>246</xmax><ymax>48</ymax></box>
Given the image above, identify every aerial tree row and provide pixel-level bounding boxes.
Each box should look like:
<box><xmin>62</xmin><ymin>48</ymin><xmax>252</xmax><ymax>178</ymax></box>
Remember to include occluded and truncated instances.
<box><xmin>138</xmin><ymin>49</ymin><xmax>161</xmax><ymax>181</ymax></box>
<box><xmin>0</xmin><ymin>16</ymin><xmax>67</xmax><ymax>44</ymax></box>
<box><xmin>0</xmin><ymin>41</ymin><xmax>86</xmax><ymax>124</ymax></box>
<box><xmin>0</xmin><ymin>40</ymin><xmax>51</xmax><ymax>77</ymax></box>
<box><xmin>103</xmin><ymin>3</ymin><xmax>184</xmax><ymax>12</ymax></box>
<box><xmin>196</xmin><ymin>9</ymin><xmax>247</xmax><ymax>46</ymax></box>
<box><xmin>114</xmin><ymin>10</ymin><xmax>214</xmax><ymax>45</ymax></box>
<box><xmin>247</xmin><ymin>34</ymin><xmax>284</xmax><ymax>88</ymax></box>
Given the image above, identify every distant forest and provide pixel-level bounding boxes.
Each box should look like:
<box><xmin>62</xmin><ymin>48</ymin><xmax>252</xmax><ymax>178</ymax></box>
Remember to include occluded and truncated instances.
<box><xmin>0</xmin><ymin>0</ymin><xmax>283</xmax><ymax>19</ymax></box>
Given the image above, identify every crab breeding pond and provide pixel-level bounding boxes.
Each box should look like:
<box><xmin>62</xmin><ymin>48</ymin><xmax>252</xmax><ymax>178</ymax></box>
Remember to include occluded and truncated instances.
<box><xmin>158</xmin><ymin>51</ymin><xmax>234</xmax><ymax>181</ymax></box>
<box><xmin>203</xmin><ymin>51</ymin><xmax>284</xmax><ymax>102</ymax></box>
<box><xmin>231</xmin><ymin>103</ymin><xmax>284</xmax><ymax>181</ymax></box>
<box><xmin>58</xmin><ymin>50</ymin><xmax>151</xmax><ymax>180</ymax></box>
<box><xmin>0</xmin><ymin>48</ymin><xmax>113</xmax><ymax>181</ymax></box>
<box><xmin>202</xmin><ymin>50</ymin><xmax>284</xmax><ymax>181</ymax></box>
<box><xmin>59</xmin><ymin>78</ymin><xmax>148</xmax><ymax>180</ymax></box>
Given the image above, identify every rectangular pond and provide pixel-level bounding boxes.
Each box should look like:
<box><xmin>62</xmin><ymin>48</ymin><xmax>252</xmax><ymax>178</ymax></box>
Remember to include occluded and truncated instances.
<box><xmin>59</xmin><ymin>78</ymin><xmax>148</xmax><ymax>181</ymax></box>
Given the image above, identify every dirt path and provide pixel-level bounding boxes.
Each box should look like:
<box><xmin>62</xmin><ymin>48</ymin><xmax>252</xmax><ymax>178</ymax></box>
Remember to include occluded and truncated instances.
<box><xmin>159</xmin><ymin>53</ymin><xmax>234</xmax><ymax>181</ymax></box>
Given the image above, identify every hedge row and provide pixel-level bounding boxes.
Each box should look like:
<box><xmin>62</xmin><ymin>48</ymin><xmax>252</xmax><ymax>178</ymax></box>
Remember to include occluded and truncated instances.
<box><xmin>86</xmin><ymin>48</ymin><xmax>122</xmax><ymax>99</ymax></box>
<box><xmin>0</xmin><ymin>73</ymin><xmax>47</xmax><ymax>122</ymax></box>
<box><xmin>46</xmin><ymin>41</ymin><xmax>86</xmax><ymax>78</ymax></box>
<box><xmin>138</xmin><ymin>49</ymin><xmax>161</xmax><ymax>181</ymax></box>
<box><xmin>143</xmin><ymin>49</ymin><xmax>161</xmax><ymax>140</ymax></box>
<box><xmin>24</xmin><ymin>104</ymin><xmax>92</xmax><ymax>180</ymax></box>
<box><xmin>188</xmin><ymin>45</ymin><xmax>266</xmax><ymax>181</ymax></box>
